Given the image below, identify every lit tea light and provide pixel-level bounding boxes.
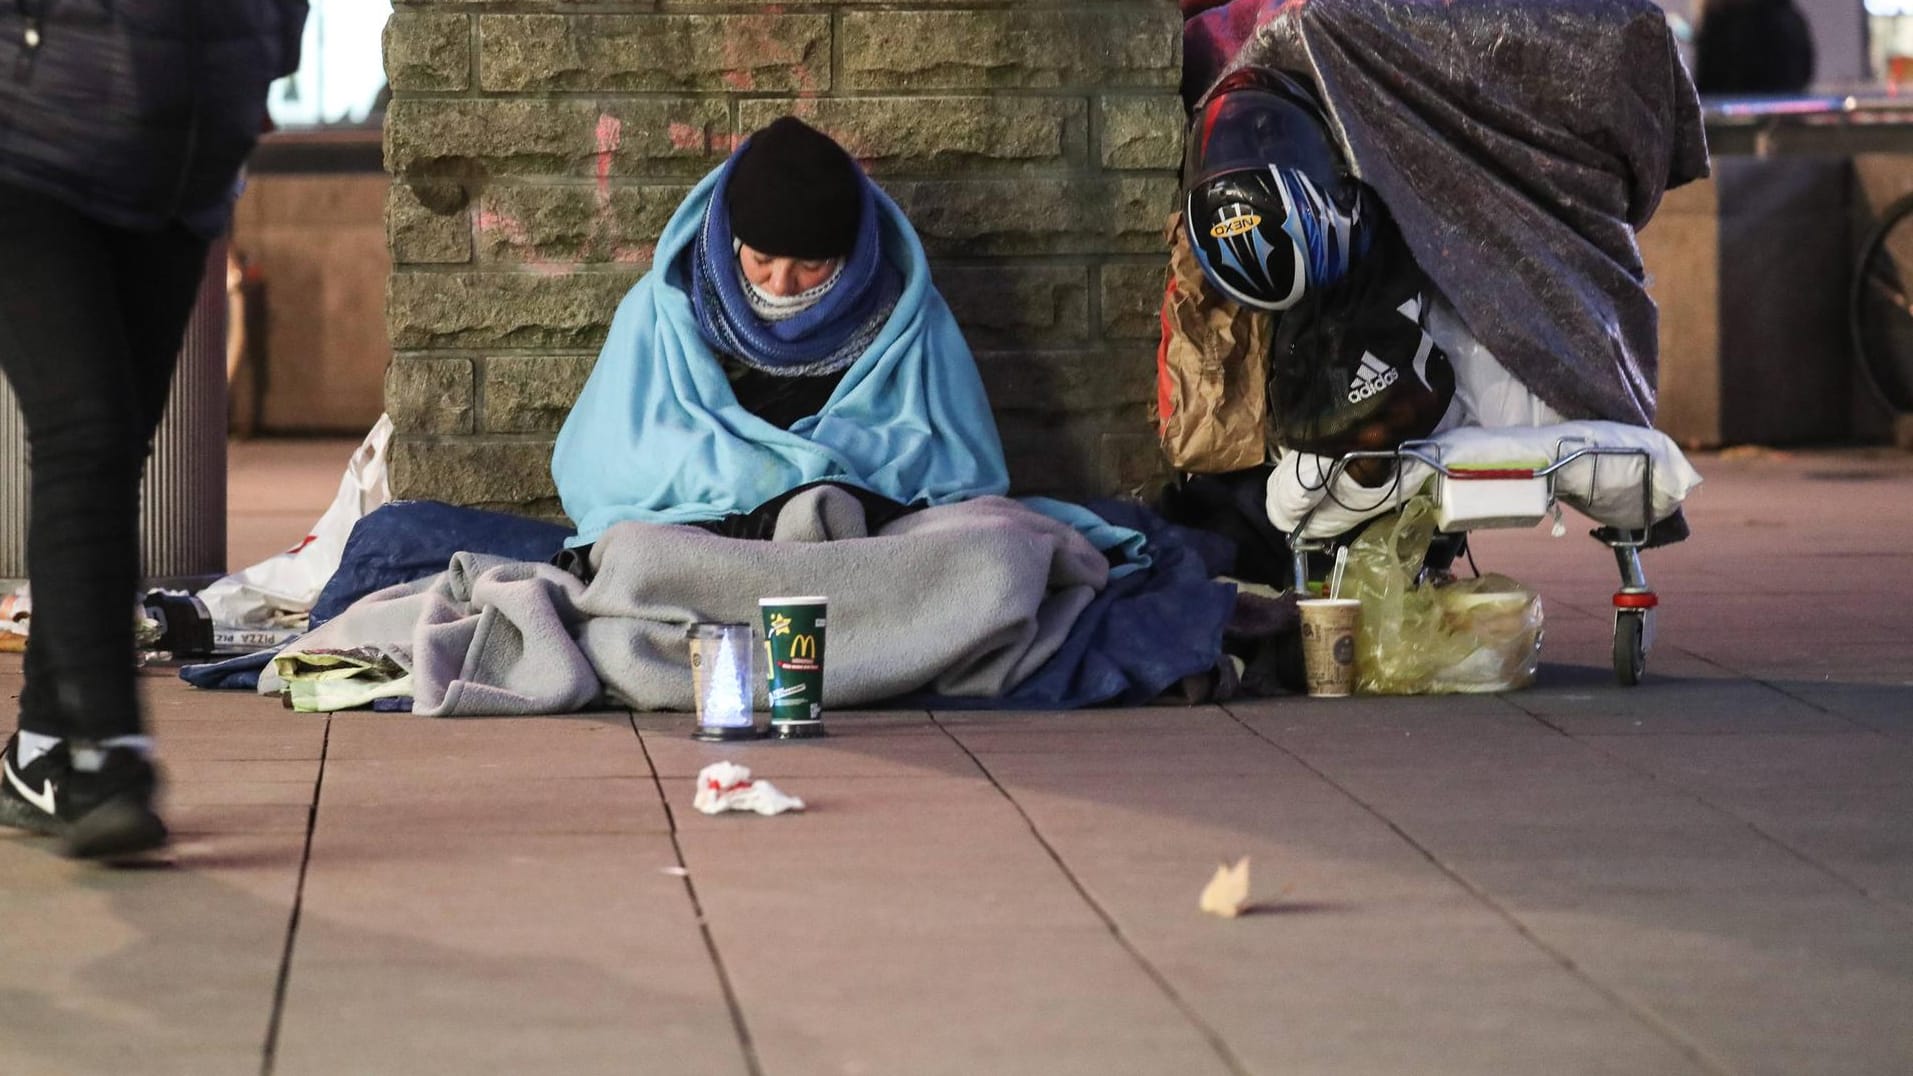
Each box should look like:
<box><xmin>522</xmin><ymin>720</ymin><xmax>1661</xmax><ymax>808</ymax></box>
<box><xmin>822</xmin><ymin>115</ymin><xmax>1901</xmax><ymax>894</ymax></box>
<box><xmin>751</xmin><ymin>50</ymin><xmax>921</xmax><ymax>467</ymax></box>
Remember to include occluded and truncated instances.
<box><xmin>689</xmin><ymin>622</ymin><xmax>761</xmax><ymax>740</ymax></box>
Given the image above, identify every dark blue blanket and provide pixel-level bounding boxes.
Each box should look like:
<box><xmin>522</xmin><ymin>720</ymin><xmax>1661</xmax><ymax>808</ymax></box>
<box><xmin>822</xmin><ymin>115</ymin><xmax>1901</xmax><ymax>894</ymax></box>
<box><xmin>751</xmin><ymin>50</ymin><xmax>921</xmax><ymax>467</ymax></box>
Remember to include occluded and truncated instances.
<box><xmin>178</xmin><ymin>647</ymin><xmax>277</xmax><ymax>691</ymax></box>
<box><xmin>309</xmin><ymin>501</ymin><xmax>574</xmax><ymax>628</ymax></box>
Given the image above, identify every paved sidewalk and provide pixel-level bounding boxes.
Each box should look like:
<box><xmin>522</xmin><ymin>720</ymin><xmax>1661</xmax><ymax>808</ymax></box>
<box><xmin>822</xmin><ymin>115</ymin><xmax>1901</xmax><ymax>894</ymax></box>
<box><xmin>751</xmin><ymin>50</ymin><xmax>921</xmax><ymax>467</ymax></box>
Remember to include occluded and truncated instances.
<box><xmin>2</xmin><ymin>443</ymin><xmax>1911</xmax><ymax>1075</ymax></box>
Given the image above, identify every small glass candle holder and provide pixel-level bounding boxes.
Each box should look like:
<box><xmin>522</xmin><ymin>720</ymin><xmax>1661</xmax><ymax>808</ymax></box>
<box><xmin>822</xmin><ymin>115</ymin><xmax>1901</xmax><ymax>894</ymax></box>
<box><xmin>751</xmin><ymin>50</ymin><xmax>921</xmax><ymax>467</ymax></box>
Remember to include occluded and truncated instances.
<box><xmin>687</xmin><ymin>622</ymin><xmax>761</xmax><ymax>741</ymax></box>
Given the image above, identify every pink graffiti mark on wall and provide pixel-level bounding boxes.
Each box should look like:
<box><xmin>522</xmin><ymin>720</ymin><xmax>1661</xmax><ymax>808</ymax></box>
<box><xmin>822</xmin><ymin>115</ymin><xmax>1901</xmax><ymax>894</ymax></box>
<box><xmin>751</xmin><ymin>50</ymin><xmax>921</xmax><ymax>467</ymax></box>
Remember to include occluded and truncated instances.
<box><xmin>667</xmin><ymin>122</ymin><xmax>708</xmax><ymax>152</ymax></box>
<box><xmin>476</xmin><ymin>207</ymin><xmax>572</xmax><ymax>277</ymax></box>
<box><xmin>472</xmin><ymin>112</ymin><xmax>667</xmax><ymax>273</ymax></box>
<box><xmin>718</xmin><ymin>18</ymin><xmax>820</xmax><ymax>99</ymax></box>
<box><xmin>594</xmin><ymin>113</ymin><xmax>623</xmax><ymax>207</ymax></box>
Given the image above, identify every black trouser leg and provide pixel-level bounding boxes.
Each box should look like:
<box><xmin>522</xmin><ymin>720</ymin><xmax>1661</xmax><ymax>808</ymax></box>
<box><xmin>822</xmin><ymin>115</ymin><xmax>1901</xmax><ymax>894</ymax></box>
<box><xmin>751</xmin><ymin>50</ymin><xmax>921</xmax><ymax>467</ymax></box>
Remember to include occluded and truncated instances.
<box><xmin>0</xmin><ymin>184</ymin><xmax>209</xmax><ymax>742</ymax></box>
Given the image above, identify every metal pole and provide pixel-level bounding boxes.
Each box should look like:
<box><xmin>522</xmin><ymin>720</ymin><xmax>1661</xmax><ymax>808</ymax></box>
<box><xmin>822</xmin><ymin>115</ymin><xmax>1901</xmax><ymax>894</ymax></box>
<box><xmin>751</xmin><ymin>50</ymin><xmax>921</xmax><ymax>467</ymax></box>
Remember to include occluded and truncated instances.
<box><xmin>0</xmin><ymin>242</ymin><xmax>228</xmax><ymax>588</ymax></box>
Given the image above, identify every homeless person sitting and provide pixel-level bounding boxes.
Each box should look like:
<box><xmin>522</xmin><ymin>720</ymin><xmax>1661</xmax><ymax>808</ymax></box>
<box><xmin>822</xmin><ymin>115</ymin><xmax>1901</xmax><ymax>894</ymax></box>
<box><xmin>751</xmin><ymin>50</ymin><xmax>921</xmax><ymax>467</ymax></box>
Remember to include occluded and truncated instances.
<box><xmin>250</xmin><ymin>117</ymin><xmax>1237</xmax><ymax>718</ymax></box>
<box><xmin>552</xmin><ymin>116</ymin><xmax>1010</xmax><ymax>544</ymax></box>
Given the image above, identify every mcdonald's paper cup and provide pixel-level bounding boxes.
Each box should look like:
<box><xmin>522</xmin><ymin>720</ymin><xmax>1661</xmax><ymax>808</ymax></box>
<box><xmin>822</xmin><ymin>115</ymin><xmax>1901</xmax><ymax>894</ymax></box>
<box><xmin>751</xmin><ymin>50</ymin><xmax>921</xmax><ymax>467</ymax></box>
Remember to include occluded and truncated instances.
<box><xmin>759</xmin><ymin>596</ymin><xmax>828</xmax><ymax>738</ymax></box>
<box><xmin>1297</xmin><ymin>598</ymin><xmax>1361</xmax><ymax>698</ymax></box>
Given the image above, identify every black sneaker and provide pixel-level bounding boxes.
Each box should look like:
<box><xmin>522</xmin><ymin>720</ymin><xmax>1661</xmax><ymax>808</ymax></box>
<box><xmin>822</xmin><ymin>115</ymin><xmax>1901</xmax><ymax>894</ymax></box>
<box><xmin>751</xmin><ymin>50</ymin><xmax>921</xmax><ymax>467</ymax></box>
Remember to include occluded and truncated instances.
<box><xmin>2</xmin><ymin>733</ymin><xmax>167</xmax><ymax>859</ymax></box>
<box><xmin>1</xmin><ymin>733</ymin><xmax>69</xmax><ymax>837</ymax></box>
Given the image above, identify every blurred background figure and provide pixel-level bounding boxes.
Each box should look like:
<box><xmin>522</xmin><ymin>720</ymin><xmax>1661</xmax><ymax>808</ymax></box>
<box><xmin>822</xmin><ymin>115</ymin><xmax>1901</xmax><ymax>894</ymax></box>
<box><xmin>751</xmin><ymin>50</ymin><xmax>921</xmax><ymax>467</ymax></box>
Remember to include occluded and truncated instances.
<box><xmin>1693</xmin><ymin>0</ymin><xmax>1817</xmax><ymax>94</ymax></box>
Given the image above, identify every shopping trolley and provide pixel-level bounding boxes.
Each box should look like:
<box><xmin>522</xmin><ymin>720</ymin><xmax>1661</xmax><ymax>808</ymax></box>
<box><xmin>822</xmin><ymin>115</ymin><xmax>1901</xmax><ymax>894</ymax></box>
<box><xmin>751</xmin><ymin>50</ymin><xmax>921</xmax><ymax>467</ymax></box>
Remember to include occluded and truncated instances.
<box><xmin>1285</xmin><ymin>437</ymin><xmax>1663</xmax><ymax>685</ymax></box>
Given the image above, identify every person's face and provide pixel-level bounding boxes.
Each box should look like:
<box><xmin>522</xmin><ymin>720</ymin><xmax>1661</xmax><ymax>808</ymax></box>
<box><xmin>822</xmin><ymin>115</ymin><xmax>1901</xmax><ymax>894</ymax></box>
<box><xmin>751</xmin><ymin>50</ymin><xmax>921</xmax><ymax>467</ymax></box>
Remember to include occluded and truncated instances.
<box><xmin>738</xmin><ymin>244</ymin><xmax>838</xmax><ymax>297</ymax></box>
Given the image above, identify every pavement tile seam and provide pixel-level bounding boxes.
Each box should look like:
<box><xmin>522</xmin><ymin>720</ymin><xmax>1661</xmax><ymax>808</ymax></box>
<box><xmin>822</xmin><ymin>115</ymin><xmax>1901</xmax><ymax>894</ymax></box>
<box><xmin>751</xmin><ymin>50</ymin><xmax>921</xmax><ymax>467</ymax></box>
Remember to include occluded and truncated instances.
<box><xmin>1748</xmin><ymin>679</ymin><xmax>1911</xmax><ymax>734</ymax></box>
<box><xmin>1541</xmin><ymin>735</ymin><xmax>1913</xmax><ymax>927</ymax></box>
<box><xmin>927</xmin><ymin>713</ymin><xmax>1260</xmax><ymax>1076</ymax></box>
<box><xmin>631</xmin><ymin>713</ymin><xmax>764</xmax><ymax>1076</ymax></box>
<box><xmin>1496</xmin><ymin>672</ymin><xmax>1879</xmax><ymax>738</ymax></box>
<box><xmin>1214</xmin><ymin>703</ymin><xmax>1739</xmax><ymax>1076</ymax></box>
<box><xmin>1492</xmin><ymin>686</ymin><xmax>1912</xmax><ymax>923</ymax></box>
<box><xmin>261</xmin><ymin>713</ymin><xmax>330</xmax><ymax>1074</ymax></box>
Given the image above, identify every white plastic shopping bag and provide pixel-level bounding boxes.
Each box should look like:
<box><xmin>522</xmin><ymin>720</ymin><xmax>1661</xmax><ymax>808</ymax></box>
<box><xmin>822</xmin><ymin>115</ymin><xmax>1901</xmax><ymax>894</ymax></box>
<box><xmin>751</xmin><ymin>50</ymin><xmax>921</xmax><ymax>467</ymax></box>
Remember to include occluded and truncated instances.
<box><xmin>199</xmin><ymin>414</ymin><xmax>394</xmax><ymax>629</ymax></box>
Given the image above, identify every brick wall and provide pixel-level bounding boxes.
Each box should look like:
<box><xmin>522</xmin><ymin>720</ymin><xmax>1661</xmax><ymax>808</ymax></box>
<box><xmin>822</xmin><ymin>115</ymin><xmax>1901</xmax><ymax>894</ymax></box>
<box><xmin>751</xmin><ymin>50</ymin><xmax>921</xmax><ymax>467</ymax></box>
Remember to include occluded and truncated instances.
<box><xmin>383</xmin><ymin>1</ymin><xmax>1184</xmax><ymax>515</ymax></box>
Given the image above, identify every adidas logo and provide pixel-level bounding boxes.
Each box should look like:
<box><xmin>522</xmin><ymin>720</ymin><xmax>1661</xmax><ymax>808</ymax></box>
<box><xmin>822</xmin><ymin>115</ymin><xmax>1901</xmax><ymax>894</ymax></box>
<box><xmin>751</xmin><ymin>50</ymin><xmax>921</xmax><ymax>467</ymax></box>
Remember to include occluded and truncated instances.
<box><xmin>1346</xmin><ymin>353</ymin><xmax>1399</xmax><ymax>403</ymax></box>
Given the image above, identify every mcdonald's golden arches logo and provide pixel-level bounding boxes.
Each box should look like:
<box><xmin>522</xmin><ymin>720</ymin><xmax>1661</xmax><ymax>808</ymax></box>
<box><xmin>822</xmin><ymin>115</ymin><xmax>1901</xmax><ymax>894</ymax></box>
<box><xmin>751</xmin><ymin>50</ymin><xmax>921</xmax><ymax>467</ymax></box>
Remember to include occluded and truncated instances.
<box><xmin>789</xmin><ymin>634</ymin><xmax>817</xmax><ymax>661</ymax></box>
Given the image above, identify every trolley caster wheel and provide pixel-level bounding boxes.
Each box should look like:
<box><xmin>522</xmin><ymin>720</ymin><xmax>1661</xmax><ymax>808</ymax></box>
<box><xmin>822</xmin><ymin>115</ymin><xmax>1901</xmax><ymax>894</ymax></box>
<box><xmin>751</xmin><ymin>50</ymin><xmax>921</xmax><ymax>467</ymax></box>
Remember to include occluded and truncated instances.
<box><xmin>1613</xmin><ymin>608</ymin><xmax>1652</xmax><ymax>686</ymax></box>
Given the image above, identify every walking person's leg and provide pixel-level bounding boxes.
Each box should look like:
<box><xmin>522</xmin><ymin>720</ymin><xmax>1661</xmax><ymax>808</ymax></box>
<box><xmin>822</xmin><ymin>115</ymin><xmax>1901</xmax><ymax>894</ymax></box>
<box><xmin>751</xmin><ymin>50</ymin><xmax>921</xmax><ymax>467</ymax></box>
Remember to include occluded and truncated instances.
<box><xmin>73</xmin><ymin>217</ymin><xmax>213</xmax><ymax>776</ymax></box>
<box><xmin>0</xmin><ymin>183</ymin><xmax>207</xmax><ymax>857</ymax></box>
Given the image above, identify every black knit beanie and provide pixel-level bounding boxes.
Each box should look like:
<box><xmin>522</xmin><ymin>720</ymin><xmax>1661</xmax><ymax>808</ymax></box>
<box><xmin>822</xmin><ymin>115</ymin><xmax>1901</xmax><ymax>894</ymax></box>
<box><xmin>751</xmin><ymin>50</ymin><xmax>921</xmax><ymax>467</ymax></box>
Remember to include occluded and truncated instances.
<box><xmin>726</xmin><ymin>117</ymin><xmax>863</xmax><ymax>260</ymax></box>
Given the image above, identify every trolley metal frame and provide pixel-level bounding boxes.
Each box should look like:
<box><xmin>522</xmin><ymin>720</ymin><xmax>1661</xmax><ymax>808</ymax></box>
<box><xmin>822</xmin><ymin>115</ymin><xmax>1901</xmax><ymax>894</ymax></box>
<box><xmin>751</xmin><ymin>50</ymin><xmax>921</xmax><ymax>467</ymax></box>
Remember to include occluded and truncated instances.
<box><xmin>1286</xmin><ymin>438</ymin><xmax>1661</xmax><ymax>685</ymax></box>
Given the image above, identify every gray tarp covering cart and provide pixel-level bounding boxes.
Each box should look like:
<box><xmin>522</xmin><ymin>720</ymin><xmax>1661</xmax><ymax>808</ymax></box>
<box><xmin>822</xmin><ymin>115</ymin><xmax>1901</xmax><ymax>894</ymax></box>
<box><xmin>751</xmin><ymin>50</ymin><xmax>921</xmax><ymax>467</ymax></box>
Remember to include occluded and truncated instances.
<box><xmin>1184</xmin><ymin>0</ymin><xmax>1710</xmax><ymax>426</ymax></box>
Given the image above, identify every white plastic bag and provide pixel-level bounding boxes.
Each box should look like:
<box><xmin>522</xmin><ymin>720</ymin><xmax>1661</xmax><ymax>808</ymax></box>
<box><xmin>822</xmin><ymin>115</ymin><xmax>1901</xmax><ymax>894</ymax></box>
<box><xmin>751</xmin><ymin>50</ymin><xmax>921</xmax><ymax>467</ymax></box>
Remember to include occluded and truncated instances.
<box><xmin>1266</xmin><ymin>447</ymin><xmax>1437</xmax><ymax>540</ymax></box>
<box><xmin>1423</xmin><ymin>297</ymin><xmax>1565</xmax><ymax>429</ymax></box>
<box><xmin>199</xmin><ymin>414</ymin><xmax>394</xmax><ymax>628</ymax></box>
<box><xmin>1267</xmin><ymin>420</ymin><xmax>1702</xmax><ymax>538</ymax></box>
<box><xmin>1432</xmin><ymin>424</ymin><xmax>1703</xmax><ymax>531</ymax></box>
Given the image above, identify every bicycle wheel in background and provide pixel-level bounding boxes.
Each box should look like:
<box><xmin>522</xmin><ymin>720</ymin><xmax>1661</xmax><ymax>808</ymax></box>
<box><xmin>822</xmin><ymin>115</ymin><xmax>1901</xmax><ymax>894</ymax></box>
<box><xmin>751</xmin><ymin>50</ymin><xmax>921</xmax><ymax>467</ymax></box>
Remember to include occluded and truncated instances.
<box><xmin>1849</xmin><ymin>190</ymin><xmax>1913</xmax><ymax>417</ymax></box>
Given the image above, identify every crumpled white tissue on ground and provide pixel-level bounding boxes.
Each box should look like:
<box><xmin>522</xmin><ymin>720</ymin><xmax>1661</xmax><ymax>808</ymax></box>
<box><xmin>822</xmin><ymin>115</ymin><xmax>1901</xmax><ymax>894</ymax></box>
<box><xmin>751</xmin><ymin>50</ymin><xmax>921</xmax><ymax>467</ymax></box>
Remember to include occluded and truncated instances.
<box><xmin>1200</xmin><ymin>856</ymin><xmax>1252</xmax><ymax>918</ymax></box>
<box><xmin>693</xmin><ymin>761</ymin><xmax>806</xmax><ymax>816</ymax></box>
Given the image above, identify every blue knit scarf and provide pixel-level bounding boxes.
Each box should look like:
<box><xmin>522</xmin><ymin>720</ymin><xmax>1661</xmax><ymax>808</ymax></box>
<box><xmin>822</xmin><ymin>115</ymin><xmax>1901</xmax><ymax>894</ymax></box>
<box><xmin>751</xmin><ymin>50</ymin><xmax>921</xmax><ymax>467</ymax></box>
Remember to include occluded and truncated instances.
<box><xmin>690</xmin><ymin>153</ymin><xmax>902</xmax><ymax>377</ymax></box>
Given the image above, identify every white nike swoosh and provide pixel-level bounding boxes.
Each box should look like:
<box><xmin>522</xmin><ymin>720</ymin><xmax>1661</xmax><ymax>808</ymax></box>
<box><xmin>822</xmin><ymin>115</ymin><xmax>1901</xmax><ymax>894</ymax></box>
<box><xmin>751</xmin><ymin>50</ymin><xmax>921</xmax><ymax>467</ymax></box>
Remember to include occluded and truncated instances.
<box><xmin>1409</xmin><ymin>325</ymin><xmax>1437</xmax><ymax>388</ymax></box>
<box><xmin>3</xmin><ymin>757</ymin><xmax>55</xmax><ymax>815</ymax></box>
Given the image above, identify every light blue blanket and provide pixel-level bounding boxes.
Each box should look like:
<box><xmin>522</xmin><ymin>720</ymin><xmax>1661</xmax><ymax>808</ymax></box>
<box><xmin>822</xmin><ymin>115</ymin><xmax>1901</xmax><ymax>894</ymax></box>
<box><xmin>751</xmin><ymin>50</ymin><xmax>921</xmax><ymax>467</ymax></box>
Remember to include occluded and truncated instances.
<box><xmin>553</xmin><ymin>167</ymin><xmax>1011</xmax><ymax>547</ymax></box>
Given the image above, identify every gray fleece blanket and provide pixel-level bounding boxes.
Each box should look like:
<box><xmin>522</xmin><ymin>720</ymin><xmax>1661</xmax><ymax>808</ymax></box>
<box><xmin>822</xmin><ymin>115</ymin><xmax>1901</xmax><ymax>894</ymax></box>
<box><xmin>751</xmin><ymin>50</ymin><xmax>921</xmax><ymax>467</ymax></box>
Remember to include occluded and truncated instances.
<box><xmin>260</xmin><ymin>489</ymin><xmax>1108</xmax><ymax>715</ymax></box>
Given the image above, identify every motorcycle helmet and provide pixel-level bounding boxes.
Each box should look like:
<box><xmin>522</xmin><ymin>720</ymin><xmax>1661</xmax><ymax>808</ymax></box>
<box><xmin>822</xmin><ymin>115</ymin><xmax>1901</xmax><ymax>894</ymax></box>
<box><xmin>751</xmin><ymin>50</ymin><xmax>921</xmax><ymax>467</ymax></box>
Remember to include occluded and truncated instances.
<box><xmin>1183</xmin><ymin>69</ymin><xmax>1373</xmax><ymax>311</ymax></box>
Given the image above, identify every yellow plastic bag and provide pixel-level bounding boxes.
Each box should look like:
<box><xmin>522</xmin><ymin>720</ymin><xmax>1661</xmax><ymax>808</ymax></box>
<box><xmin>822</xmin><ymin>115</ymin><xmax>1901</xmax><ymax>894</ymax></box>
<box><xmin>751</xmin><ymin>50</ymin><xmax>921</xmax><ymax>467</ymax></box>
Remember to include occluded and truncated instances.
<box><xmin>1341</xmin><ymin>497</ymin><xmax>1544</xmax><ymax>695</ymax></box>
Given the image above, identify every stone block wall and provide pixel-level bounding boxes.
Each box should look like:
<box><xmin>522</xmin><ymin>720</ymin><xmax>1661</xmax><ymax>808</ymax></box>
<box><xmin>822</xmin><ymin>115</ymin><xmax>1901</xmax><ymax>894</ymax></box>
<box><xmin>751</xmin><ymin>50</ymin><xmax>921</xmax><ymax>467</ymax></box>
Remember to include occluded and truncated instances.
<box><xmin>383</xmin><ymin>1</ymin><xmax>1185</xmax><ymax>515</ymax></box>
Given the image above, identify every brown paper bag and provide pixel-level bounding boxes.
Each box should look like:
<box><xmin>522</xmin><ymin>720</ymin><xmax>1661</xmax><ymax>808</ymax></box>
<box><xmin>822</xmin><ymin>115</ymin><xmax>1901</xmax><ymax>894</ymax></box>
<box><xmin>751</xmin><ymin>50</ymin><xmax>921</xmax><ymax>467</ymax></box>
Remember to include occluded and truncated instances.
<box><xmin>1153</xmin><ymin>211</ymin><xmax>1274</xmax><ymax>473</ymax></box>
